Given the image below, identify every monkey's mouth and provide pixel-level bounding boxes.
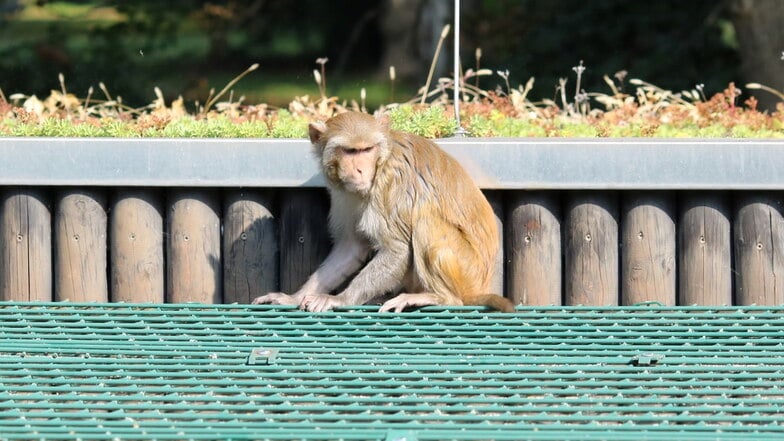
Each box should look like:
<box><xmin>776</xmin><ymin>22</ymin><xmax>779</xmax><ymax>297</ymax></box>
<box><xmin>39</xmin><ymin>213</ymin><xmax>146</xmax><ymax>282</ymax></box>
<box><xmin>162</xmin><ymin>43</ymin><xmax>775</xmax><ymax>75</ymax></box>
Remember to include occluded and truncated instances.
<box><xmin>340</xmin><ymin>177</ymin><xmax>373</xmax><ymax>195</ymax></box>
<box><xmin>343</xmin><ymin>181</ymin><xmax>372</xmax><ymax>194</ymax></box>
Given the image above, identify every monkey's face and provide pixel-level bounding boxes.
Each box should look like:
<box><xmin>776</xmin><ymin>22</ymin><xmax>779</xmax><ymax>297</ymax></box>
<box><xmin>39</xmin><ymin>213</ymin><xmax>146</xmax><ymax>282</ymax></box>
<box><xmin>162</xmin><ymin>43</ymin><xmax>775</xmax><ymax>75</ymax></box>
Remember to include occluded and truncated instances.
<box><xmin>327</xmin><ymin>143</ymin><xmax>379</xmax><ymax>195</ymax></box>
<box><xmin>309</xmin><ymin>113</ymin><xmax>389</xmax><ymax>197</ymax></box>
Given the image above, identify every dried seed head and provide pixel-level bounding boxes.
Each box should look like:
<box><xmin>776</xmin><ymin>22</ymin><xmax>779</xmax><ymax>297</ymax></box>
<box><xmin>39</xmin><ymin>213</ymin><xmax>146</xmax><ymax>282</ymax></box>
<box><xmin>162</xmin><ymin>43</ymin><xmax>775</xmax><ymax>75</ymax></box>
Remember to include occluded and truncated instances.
<box><xmin>525</xmin><ymin>77</ymin><xmax>535</xmax><ymax>92</ymax></box>
<box><xmin>572</xmin><ymin>60</ymin><xmax>586</xmax><ymax>75</ymax></box>
<box><xmin>440</xmin><ymin>24</ymin><xmax>451</xmax><ymax>39</ymax></box>
<box><xmin>313</xmin><ymin>69</ymin><xmax>322</xmax><ymax>86</ymax></box>
<box><xmin>389</xmin><ymin>66</ymin><xmax>396</xmax><ymax>81</ymax></box>
<box><xmin>98</xmin><ymin>82</ymin><xmax>112</xmax><ymax>101</ymax></box>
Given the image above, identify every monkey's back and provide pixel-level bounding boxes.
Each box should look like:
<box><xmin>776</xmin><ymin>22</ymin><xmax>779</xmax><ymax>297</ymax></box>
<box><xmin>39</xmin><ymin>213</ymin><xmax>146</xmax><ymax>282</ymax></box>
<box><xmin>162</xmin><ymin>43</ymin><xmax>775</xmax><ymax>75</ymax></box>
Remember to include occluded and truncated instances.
<box><xmin>381</xmin><ymin>131</ymin><xmax>499</xmax><ymax>290</ymax></box>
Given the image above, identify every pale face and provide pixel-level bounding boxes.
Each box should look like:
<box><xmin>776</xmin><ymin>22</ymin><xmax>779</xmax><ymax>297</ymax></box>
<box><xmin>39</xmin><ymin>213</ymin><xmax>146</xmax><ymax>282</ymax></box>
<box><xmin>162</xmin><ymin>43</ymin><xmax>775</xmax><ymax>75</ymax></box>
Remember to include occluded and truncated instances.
<box><xmin>331</xmin><ymin>143</ymin><xmax>379</xmax><ymax>195</ymax></box>
<box><xmin>309</xmin><ymin>113</ymin><xmax>389</xmax><ymax>196</ymax></box>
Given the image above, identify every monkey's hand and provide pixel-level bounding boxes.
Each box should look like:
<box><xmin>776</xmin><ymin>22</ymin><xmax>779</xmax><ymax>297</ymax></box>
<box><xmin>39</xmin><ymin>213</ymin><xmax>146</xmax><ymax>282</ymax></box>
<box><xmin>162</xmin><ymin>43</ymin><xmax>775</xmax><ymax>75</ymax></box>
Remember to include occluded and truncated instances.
<box><xmin>379</xmin><ymin>293</ymin><xmax>444</xmax><ymax>313</ymax></box>
<box><xmin>251</xmin><ymin>292</ymin><xmax>301</xmax><ymax>306</ymax></box>
<box><xmin>299</xmin><ymin>294</ymin><xmax>347</xmax><ymax>312</ymax></box>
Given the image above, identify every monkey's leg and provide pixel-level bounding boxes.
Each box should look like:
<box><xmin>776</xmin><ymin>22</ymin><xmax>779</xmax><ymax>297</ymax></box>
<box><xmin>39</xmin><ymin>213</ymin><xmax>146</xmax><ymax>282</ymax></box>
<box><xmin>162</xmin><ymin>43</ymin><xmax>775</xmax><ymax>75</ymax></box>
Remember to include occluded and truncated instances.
<box><xmin>299</xmin><ymin>237</ymin><xmax>370</xmax><ymax>294</ymax></box>
<box><xmin>301</xmin><ymin>244</ymin><xmax>410</xmax><ymax>312</ymax></box>
<box><xmin>251</xmin><ymin>237</ymin><xmax>369</xmax><ymax>305</ymax></box>
<box><xmin>412</xmin><ymin>219</ymin><xmax>490</xmax><ymax>300</ymax></box>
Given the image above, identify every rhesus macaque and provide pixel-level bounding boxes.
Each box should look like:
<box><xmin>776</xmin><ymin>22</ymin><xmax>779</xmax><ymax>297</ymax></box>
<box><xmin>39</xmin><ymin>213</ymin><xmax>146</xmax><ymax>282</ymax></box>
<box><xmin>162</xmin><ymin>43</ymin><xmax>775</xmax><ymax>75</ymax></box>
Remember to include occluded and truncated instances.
<box><xmin>253</xmin><ymin>112</ymin><xmax>515</xmax><ymax>313</ymax></box>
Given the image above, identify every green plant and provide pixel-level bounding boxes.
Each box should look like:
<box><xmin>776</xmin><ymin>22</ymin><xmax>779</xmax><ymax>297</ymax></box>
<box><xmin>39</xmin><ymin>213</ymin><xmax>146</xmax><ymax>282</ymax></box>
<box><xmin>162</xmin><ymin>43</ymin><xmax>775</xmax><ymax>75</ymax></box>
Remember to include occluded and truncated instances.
<box><xmin>388</xmin><ymin>105</ymin><xmax>454</xmax><ymax>138</ymax></box>
<box><xmin>2</xmin><ymin>59</ymin><xmax>784</xmax><ymax>139</ymax></box>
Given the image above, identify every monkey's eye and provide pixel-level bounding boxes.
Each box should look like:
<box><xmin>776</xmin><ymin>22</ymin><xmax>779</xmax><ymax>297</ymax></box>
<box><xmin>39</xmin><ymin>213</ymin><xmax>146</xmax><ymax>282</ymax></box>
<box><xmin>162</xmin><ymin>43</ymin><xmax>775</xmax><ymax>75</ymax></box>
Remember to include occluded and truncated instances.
<box><xmin>341</xmin><ymin>146</ymin><xmax>375</xmax><ymax>155</ymax></box>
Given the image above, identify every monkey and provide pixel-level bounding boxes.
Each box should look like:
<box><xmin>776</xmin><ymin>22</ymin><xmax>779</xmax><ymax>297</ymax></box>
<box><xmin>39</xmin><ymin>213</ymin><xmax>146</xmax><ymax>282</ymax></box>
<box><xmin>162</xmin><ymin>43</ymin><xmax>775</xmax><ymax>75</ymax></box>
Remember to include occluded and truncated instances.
<box><xmin>252</xmin><ymin>112</ymin><xmax>515</xmax><ymax>313</ymax></box>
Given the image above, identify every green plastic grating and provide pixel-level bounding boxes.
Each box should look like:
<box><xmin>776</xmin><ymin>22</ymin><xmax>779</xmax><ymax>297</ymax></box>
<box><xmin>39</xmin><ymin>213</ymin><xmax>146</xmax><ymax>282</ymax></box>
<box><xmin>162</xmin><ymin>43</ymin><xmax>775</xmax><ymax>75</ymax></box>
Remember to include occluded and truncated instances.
<box><xmin>0</xmin><ymin>302</ymin><xmax>782</xmax><ymax>441</ymax></box>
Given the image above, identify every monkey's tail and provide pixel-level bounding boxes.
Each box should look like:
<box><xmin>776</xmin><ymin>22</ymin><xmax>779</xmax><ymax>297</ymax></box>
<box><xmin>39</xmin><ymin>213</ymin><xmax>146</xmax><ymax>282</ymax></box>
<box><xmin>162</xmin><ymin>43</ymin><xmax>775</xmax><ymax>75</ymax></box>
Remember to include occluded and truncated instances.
<box><xmin>462</xmin><ymin>293</ymin><xmax>516</xmax><ymax>313</ymax></box>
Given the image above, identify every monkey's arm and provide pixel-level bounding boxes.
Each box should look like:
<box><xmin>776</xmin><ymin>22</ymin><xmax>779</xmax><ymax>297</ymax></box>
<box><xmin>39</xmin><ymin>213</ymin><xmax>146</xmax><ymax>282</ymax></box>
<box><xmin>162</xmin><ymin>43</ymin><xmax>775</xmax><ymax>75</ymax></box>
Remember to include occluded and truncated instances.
<box><xmin>298</xmin><ymin>243</ymin><xmax>410</xmax><ymax>312</ymax></box>
<box><xmin>252</xmin><ymin>236</ymin><xmax>370</xmax><ymax>305</ymax></box>
<box><xmin>299</xmin><ymin>236</ymin><xmax>371</xmax><ymax>295</ymax></box>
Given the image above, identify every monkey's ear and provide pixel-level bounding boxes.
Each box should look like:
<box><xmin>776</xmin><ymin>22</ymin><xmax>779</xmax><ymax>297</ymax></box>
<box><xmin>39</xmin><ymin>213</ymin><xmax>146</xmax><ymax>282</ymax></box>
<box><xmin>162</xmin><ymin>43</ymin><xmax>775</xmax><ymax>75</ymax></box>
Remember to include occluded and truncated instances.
<box><xmin>375</xmin><ymin>113</ymin><xmax>391</xmax><ymax>131</ymax></box>
<box><xmin>308</xmin><ymin>121</ymin><xmax>327</xmax><ymax>144</ymax></box>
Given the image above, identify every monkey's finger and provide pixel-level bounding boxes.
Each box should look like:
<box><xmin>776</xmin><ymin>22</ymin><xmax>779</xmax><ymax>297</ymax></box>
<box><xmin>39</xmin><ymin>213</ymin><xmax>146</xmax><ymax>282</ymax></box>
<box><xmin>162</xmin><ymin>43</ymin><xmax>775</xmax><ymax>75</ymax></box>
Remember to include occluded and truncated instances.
<box><xmin>378</xmin><ymin>299</ymin><xmax>401</xmax><ymax>313</ymax></box>
<box><xmin>252</xmin><ymin>296</ymin><xmax>274</xmax><ymax>304</ymax></box>
<box><xmin>304</xmin><ymin>300</ymin><xmax>324</xmax><ymax>312</ymax></box>
<box><xmin>299</xmin><ymin>295</ymin><xmax>322</xmax><ymax>312</ymax></box>
<box><xmin>253</xmin><ymin>292</ymin><xmax>295</xmax><ymax>305</ymax></box>
<box><xmin>315</xmin><ymin>297</ymin><xmax>336</xmax><ymax>312</ymax></box>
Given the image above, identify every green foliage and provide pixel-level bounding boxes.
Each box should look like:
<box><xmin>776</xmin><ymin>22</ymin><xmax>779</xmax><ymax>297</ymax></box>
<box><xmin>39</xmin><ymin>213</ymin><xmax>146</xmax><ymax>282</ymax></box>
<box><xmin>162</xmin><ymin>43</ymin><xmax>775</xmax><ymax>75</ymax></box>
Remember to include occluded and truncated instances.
<box><xmin>158</xmin><ymin>117</ymin><xmax>270</xmax><ymax>138</ymax></box>
<box><xmin>4</xmin><ymin>118</ymin><xmax>138</xmax><ymax>137</ymax></box>
<box><xmin>730</xmin><ymin>125</ymin><xmax>784</xmax><ymax>139</ymax></box>
<box><xmin>267</xmin><ymin>111</ymin><xmax>308</xmax><ymax>138</ymax></box>
<box><xmin>467</xmin><ymin>112</ymin><xmax>547</xmax><ymax>137</ymax></box>
<box><xmin>388</xmin><ymin>105</ymin><xmax>454</xmax><ymax>138</ymax></box>
<box><xmin>1</xmin><ymin>66</ymin><xmax>782</xmax><ymax>139</ymax></box>
<box><xmin>555</xmin><ymin>123</ymin><xmax>599</xmax><ymax>138</ymax></box>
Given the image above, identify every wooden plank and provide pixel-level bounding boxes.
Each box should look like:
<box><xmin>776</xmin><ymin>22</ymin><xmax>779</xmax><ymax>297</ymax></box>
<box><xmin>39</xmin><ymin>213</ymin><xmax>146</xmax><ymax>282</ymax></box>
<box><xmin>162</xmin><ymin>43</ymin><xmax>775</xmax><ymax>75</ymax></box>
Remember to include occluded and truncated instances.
<box><xmin>54</xmin><ymin>190</ymin><xmax>108</xmax><ymax>302</ymax></box>
<box><xmin>679</xmin><ymin>193</ymin><xmax>732</xmax><ymax>305</ymax></box>
<box><xmin>223</xmin><ymin>190</ymin><xmax>279</xmax><ymax>304</ymax></box>
<box><xmin>167</xmin><ymin>190</ymin><xmax>222</xmax><ymax>303</ymax></box>
<box><xmin>110</xmin><ymin>190</ymin><xmax>164</xmax><ymax>303</ymax></box>
<box><xmin>564</xmin><ymin>192</ymin><xmax>619</xmax><ymax>306</ymax></box>
<box><xmin>505</xmin><ymin>191</ymin><xmax>561</xmax><ymax>305</ymax></box>
<box><xmin>279</xmin><ymin>189</ymin><xmax>331</xmax><ymax>294</ymax></box>
<box><xmin>0</xmin><ymin>188</ymin><xmax>52</xmax><ymax>301</ymax></box>
<box><xmin>734</xmin><ymin>194</ymin><xmax>784</xmax><ymax>305</ymax></box>
<box><xmin>484</xmin><ymin>191</ymin><xmax>505</xmax><ymax>296</ymax></box>
<box><xmin>621</xmin><ymin>192</ymin><xmax>676</xmax><ymax>305</ymax></box>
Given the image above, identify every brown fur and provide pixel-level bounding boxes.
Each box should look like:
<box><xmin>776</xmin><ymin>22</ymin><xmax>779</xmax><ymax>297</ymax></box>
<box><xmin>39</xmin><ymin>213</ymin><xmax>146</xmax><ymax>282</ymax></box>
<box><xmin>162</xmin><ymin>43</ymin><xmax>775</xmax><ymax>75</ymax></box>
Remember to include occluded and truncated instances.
<box><xmin>253</xmin><ymin>112</ymin><xmax>515</xmax><ymax>313</ymax></box>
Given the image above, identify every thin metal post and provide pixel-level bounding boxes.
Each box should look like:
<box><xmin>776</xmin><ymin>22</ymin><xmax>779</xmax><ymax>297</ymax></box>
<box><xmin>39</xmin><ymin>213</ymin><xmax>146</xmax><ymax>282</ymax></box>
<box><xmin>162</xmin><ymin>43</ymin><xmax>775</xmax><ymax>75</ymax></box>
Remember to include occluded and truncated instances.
<box><xmin>453</xmin><ymin>0</ymin><xmax>467</xmax><ymax>136</ymax></box>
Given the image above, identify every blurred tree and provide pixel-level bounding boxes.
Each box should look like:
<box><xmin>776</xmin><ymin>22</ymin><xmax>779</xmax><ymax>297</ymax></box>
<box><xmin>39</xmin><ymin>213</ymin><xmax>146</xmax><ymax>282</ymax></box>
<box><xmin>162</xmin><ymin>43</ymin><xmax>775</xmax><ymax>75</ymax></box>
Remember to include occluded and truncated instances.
<box><xmin>462</xmin><ymin>0</ymin><xmax>739</xmax><ymax>101</ymax></box>
<box><xmin>730</xmin><ymin>0</ymin><xmax>784</xmax><ymax>110</ymax></box>
<box><xmin>0</xmin><ymin>1</ymin><xmax>385</xmax><ymax>106</ymax></box>
<box><xmin>0</xmin><ymin>0</ymin><xmax>765</xmax><ymax>109</ymax></box>
<box><xmin>0</xmin><ymin>0</ymin><xmax>21</xmax><ymax>15</ymax></box>
<box><xmin>379</xmin><ymin>0</ymin><xmax>450</xmax><ymax>83</ymax></box>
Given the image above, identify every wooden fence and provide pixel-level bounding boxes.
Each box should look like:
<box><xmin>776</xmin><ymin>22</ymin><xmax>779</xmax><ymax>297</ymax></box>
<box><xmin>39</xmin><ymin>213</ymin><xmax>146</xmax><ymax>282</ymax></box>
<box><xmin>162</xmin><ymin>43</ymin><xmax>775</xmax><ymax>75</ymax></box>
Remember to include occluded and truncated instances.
<box><xmin>0</xmin><ymin>138</ymin><xmax>782</xmax><ymax>306</ymax></box>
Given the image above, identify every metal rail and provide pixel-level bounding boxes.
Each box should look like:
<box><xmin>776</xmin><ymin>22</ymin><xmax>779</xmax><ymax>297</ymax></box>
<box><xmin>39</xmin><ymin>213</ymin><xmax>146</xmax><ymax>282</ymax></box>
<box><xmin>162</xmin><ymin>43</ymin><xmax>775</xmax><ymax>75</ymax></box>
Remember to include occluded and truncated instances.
<box><xmin>1</xmin><ymin>137</ymin><xmax>783</xmax><ymax>189</ymax></box>
<box><xmin>0</xmin><ymin>302</ymin><xmax>782</xmax><ymax>440</ymax></box>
